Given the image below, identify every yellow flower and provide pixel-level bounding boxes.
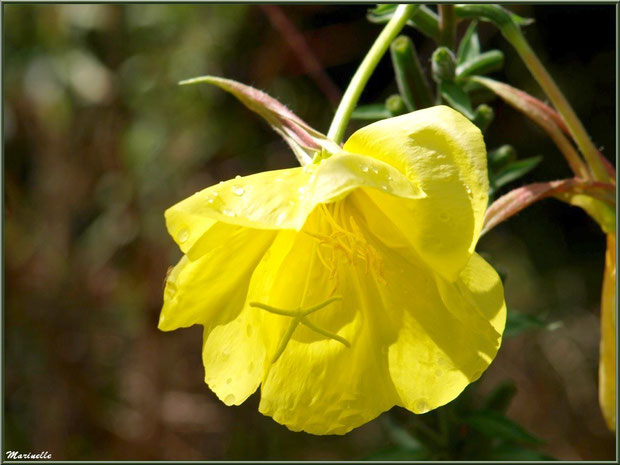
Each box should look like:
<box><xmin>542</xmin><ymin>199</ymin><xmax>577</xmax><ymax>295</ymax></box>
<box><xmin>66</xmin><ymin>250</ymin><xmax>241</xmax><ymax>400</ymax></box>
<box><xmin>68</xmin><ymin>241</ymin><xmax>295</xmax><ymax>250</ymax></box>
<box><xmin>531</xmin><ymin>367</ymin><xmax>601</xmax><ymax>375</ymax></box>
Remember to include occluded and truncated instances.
<box><xmin>159</xmin><ymin>105</ymin><xmax>506</xmax><ymax>435</ymax></box>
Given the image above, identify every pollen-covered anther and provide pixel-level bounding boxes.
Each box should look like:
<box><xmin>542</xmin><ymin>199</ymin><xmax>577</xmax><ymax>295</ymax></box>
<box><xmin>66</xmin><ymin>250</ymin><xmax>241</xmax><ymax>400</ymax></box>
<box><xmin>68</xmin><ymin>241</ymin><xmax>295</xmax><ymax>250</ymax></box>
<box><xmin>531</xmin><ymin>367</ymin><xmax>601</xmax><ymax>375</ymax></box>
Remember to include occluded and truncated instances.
<box><xmin>308</xmin><ymin>204</ymin><xmax>386</xmax><ymax>286</ymax></box>
<box><xmin>249</xmin><ymin>296</ymin><xmax>350</xmax><ymax>363</ymax></box>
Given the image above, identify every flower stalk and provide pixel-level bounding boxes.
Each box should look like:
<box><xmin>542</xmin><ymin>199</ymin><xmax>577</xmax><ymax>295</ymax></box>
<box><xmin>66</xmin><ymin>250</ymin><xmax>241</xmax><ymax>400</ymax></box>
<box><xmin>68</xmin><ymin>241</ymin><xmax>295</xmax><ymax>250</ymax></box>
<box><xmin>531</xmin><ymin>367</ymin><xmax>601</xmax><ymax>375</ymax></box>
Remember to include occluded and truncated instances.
<box><xmin>327</xmin><ymin>4</ymin><xmax>418</xmax><ymax>144</ymax></box>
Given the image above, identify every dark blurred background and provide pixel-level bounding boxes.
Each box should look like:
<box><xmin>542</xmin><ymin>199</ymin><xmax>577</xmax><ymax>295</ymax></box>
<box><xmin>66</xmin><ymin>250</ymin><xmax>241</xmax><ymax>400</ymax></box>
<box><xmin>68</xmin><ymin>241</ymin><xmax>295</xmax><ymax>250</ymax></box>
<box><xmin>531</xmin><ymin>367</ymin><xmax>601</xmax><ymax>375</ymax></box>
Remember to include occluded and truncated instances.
<box><xmin>4</xmin><ymin>3</ymin><xmax>616</xmax><ymax>460</ymax></box>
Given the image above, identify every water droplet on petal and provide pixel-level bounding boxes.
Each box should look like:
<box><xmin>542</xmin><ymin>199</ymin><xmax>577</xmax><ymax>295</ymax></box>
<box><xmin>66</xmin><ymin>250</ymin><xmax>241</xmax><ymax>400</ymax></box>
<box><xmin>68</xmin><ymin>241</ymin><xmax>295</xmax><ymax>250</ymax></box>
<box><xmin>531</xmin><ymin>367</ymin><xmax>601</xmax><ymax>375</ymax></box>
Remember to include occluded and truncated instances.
<box><xmin>232</xmin><ymin>185</ymin><xmax>245</xmax><ymax>196</ymax></box>
<box><xmin>224</xmin><ymin>394</ymin><xmax>236</xmax><ymax>404</ymax></box>
<box><xmin>288</xmin><ymin>200</ymin><xmax>296</xmax><ymax>207</ymax></box>
<box><xmin>177</xmin><ymin>228</ymin><xmax>189</xmax><ymax>243</ymax></box>
<box><xmin>222</xmin><ymin>209</ymin><xmax>235</xmax><ymax>217</ymax></box>
<box><xmin>226</xmin><ymin>378</ymin><xmax>232</xmax><ymax>385</ymax></box>
<box><xmin>414</xmin><ymin>399</ymin><xmax>430</xmax><ymax>413</ymax></box>
<box><xmin>371</xmin><ymin>166</ymin><xmax>379</xmax><ymax>174</ymax></box>
<box><xmin>235</xmin><ymin>175</ymin><xmax>241</xmax><ymax>179</ymax></box>
<box><xmin>361</xmin><ymin>165</ymin><xmax>369</xmax><ymax>173</ymax></box>
<box><xmin>435</xmin><ymin>369</ymin><xmax>443</xmax><ymax>377</ymax></box>
<box><xmin>381</xmin><ymin>185</ymin><xmax>388</xmax><ymax>191</ymax></box>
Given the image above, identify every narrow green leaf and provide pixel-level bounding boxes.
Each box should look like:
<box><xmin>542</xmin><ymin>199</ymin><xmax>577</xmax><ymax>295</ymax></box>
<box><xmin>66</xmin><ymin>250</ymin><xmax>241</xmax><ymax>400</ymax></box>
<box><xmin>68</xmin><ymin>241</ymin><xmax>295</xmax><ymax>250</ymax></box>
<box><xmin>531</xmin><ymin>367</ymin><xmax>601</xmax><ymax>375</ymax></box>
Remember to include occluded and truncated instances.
<box><xmin>484</xmin><ymin>380</ymin><xmax>517</xmax><ymax>412</ymax></box>
<box><xmin>505</xmin><ymin>309</ymin><xmax>556</xmax><ymax>338</ymax></box>
<box><xmin>457</xmin><ymin>21</ymin><xmax>480</xmax><ymax>65</ymax></box>
<box><xmin>493</xmin><ymin>156</ymin><xmax>542</xmax><ymax>191</ymax></box>
<box><xmin>351</xmin><ymin>104</ymin><xmax>391</xmax><ymax>120</ymax></box>
<box><xmin>454</xmin><ymin>4</ymin><xmax>532</xmax><ymax>31</ymax></box>
<box><xmin>439</xmin><ymin>80</ymin><xmax>474</xmax><ymax>119</ymax></box>
<box><xmin>456</xmin><ymin>50</ymin><xmax>504</xmax><ymax>81</ymax></box>
<box><xmin>465</xmin><ymin>410</ymin><xmax>545</xmax><ymax>445</ymax></box>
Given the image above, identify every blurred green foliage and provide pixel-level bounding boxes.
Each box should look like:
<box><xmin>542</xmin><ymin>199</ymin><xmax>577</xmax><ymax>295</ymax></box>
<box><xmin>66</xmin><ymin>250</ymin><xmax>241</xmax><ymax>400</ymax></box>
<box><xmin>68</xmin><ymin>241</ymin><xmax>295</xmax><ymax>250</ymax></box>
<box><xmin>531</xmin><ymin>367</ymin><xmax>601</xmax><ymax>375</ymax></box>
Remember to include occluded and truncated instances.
<box><xmin>4</xmin><ymin>4</ymin><xmax>615</xmax><ymax>460</ymax></box>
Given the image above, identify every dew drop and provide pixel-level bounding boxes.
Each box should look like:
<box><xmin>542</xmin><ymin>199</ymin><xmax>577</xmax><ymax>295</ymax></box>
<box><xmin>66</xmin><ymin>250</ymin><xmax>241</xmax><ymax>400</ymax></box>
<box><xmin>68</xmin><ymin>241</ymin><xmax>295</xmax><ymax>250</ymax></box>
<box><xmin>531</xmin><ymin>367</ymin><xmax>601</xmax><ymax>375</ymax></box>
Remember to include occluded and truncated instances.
<box><xmin>222</xmin><ymin>209</ymin><xmax>235</xmax><ymax>217</ymax></box>
<box><xmin>298</xmin><ymin>186</ymin><xmax>306</xmax><ymax>195</ymax></box>
<box><xmin>235</xmin><ymin>175</ymin><xmax>241</xmax><ymax>179</ymax></box>
<box><xmin>177</xmin><ymin>228</ymin><xmax>189</xmax><ymax>244</ymax></box>
<box><xmin>206</xmin><ymin>191</ymin><xmax>218</xmax><ymax>204</ymax></box>
<box><xmin>288</xmin><ymin>200</ymin><xmax>296</xmax><ymax>207</ymax></box>
<box><xmin>232</xmin><ymin>185</ymin><xmax>245</xmax><ymax>196</ymax></box>
<box><xmin>465</xmin><ymin>185</ymin><xmax>472</xmax><ymax>197</ymax></box>
<box><xmin>387</xmin><ymin>175</ymin><xmax>393</xmax><ymax>181</ymax></box>
<box><xmin>361</xmin><ymin>165</ymin><xmax>370</xmax><ymax>173</ymax></box>
<box><xmin>246</xmin><ymin>324</ymin><xmax>253</xmax><ymax>337</ymax></box>
<box><xmin>414</xmin><ymin>399</ymin><xmax>430</xmax><ymax>414</ymax></box>
<box><xmin>381</xmin><ymin>184</ymin><xmax>388</xmax><ymax>191</ymax></box>
<box><xmin>435</xmin><ymin>369</ymin><xmax>443</xmax><ymax>378</ymax></box>
<box><xmin>224</xmin><ymin>394</ymin><xmax>236</xmax><ymax>404</ymax></box>
<box><xmin>226</xmin><ymin>378</ymin><xmax>232</xmax><ymax>385</ymax></box>
<box><xmin>371</xmin><ymin>166</ymin><xmax>379</xmax><ymax>174</ymax></box>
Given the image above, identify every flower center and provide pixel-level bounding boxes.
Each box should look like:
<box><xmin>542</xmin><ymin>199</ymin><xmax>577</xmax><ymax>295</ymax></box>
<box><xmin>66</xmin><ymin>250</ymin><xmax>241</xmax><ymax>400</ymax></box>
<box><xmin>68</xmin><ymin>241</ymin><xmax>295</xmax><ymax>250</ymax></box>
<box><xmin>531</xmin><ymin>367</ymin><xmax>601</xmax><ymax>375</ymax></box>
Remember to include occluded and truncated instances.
<box><xmin>305</xmin><ymin>203</ymin><xmax>386</xmax><ymax>292</ymax></box>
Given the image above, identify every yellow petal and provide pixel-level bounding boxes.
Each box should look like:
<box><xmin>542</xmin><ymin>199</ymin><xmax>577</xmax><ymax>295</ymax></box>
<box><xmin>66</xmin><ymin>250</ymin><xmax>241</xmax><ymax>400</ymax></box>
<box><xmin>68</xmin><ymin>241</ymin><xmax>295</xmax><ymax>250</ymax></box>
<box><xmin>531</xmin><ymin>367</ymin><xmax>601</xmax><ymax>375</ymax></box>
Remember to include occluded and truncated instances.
<box><xmin>599</xmin><ymin>234</ymin><xmax>615</xmax><ymax>431</ymax></box>
<box><xmin>253</xmin><ymin>208</ymin><xmax>399</xmax><ymax>434</ymax></box>
<box><xmin>164</xmin><ymin>152</ymin><xmax>423</xmax><ymax>234</ymax></box>
<box><xmin>201</xmin><ymin>229</ymin><xmax>296</xmax><ymax>407</ymax></box>
<box><xmin>377</xmin><ymin>244</ymin><xmax>504</xmax><ymax>413</ymax></box>
<box><xmin>343</xmin><ymin>105</ymin><xmax>488</xmax><ymax>280</ymax></box>
<box><xmin>159</xmin><ymin>223</ymin><xmax>275</xmax><ymax>331</ymax></box>
<box><xmin>201</xmin><ymin>305</ymin><xmax>267</xmax><ymax>406</ymax></box>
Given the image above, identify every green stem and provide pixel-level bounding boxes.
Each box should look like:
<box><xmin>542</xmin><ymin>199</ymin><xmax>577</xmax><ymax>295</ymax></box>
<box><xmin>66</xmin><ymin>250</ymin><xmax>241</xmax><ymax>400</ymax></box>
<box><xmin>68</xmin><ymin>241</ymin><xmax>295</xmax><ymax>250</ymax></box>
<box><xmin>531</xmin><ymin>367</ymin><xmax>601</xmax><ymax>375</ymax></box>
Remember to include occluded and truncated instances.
<box><xmin>438</xmin><ymin>4</ymin><xmax>456</xmax><ymax>49</ymax></box>
<box><xmin>327</xmin><ymin>4</ymin><xmax>417</xmax><ymax>144</ymax></box>
<box><xmin>502</xmin><ymin>25</ymin><xmax>610</xmax><ymax>182</ymax></box>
